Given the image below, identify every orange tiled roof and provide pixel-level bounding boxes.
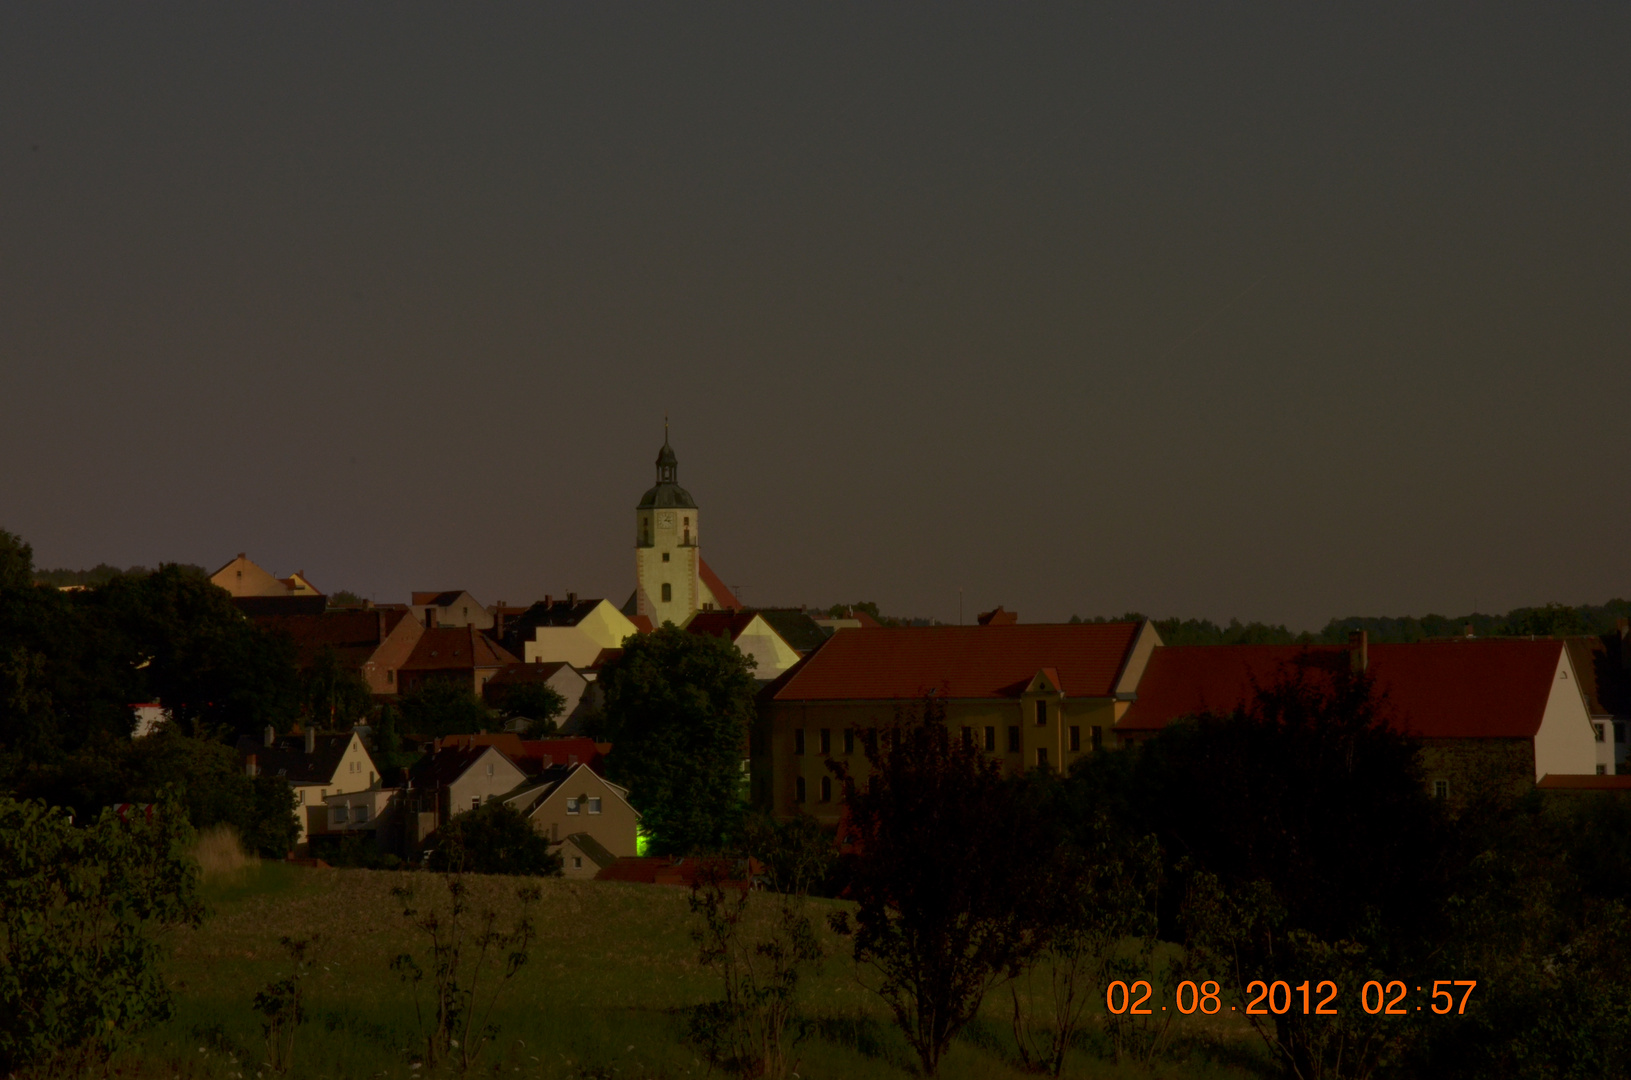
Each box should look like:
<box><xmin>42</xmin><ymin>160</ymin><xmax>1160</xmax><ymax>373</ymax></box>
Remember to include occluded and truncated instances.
<box><xmin>699</xmin><ymin>559</ymin><xmax>740</xmax><ymax>610</ymax></box>
<box><xmin>401</xmin><ymin>627</ymin><xmax>518</xmax><ymax>672</ymax></box>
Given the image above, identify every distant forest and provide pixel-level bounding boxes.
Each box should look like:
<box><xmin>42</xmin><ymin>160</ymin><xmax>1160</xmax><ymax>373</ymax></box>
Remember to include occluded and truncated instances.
<box><xmin>1071</xmin><ymin>599</ymin><xmax>1631</xmax><ymax>644</ymax></box>
<box><xmin>33</xmin><ymin>563</ymin><xmax>206</xmax><ymax>588</ymax></box>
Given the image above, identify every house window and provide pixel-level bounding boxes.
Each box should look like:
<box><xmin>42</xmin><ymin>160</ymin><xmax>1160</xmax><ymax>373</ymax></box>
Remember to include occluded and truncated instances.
<box><xmin>794</xmin><ymin>729</ymin><xmax>805</xmax><ymax>755</ymax></box>
<box><xmin>588</xmin><ymin>798</ymin><xmax>602</xmax><ymax>814</ymax></box>
<box><xmin>1068</xmin><ymin>726</ymin><xmax>1080</xmax><ymax>752</ymax></box>
<box><xmin>661</xmin><ymin>583</ymin><xmax>672</xmax><ymax>602</ymax></box>
<box><xmin>984</xmin><ymin>726</ymin><xmax>996</xmax><ymax>752</ymax></box>
<box><xmin>355</xmin><ymin>804</ymin><xmax>369</xmax><ymax>823</ymax></box>
<box><xmin>1598</xmin><ymin>765</ymin><xmax>1608</xmax><ymax>776</ymax></box>
<box><xmin>1596</xmin><ymin>724</ymin><xmax>1606</xmax><ymax>743</ymax></box>
<box><xmin>819</xmin><ymin>728</ymin><xmax>831</xmax><ymax>755</ymax></box>
<box><xmin>820</xmin><ymin>776</ymin><xmax>832</xmax><ymax>802</ymax></box>
<box><xmin>333</xmin><ymin>805</ymin><xmax>348</xmax><ymax>825</ymax></box>
<box><xmin>1092</xmin><ymin>726</ymin><xmax>1103</xmax><ymax>750</ymax></box>
<box><xmin>1035</xmin><ymin>700</ymin><xmax>1047</xmax><ymax>726</ymax></box>
<box><xmin>1007</xmin><ymin>726</ymin><xmax>1021</xmax><ymax>752</ymax></box>
<box><xmin>961</xmin><ymin>726</ymin><xmax>973</xmax><ymax>748</ymax></box>
<box><xmin>471</xmin><ymin>796</ymin><xmax>480</xmax><ymax>811</ymax></box>
<box><xmin>662</xmin><ymin>552</ymin><xmax>670</xmax><ymax>562</ymax></box>
<box><xmin>387</xmin><ymin>670</ymin><xmax>394</xmax><ymax>684</ymax></box>
<box><xmin>795</xmin><ymin>776</ymin><xmax>806</xmax><ymax>803</ymax></box>
<box><xmin>1432</xmin><ymin>779</ymin><xmax>1449</xmax><ymax>800</ymax></box>
<box><xmin>487</xmin><ymin>763</ymin><xmax>495</xmax><ymax>777</ymax></box>
<box><xmin>844</xmin><ymin>728</ymin><xmax>855</xmax><ymax>754</ymax></box>
<box><xmin>566</xmin><ymin>798</ymin><xmax>580</xmax><ymax>815</ymax></box>
<box><xmin>1036</xmin><ymin>747</ymin><xmax>1048</xmax><ymax>768</ymax></box>
<box><xmin>572</xmin><ymin>856</ymin><xmax>583</xmax><ymax>869</ymax></box>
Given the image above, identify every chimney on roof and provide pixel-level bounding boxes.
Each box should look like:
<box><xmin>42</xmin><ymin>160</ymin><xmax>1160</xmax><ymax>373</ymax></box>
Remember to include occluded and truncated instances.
<box><xmin>425</xmin><ymin>607</ymin><xmax>437</xmax><ymax>629</ymax></box>
<box><xmin>544</xmin><ymin>594</ymin><xmax>553</xmax><ymax>607</ymax></box>
<box><xmin>263</xmin><ymin>724</ymin><xmax>275</xmax><ymax>748</ymax></box>
<box><xmin>245</xmin><ymin>753</ymin><xmax>258</xmax><ymax>777</ymax></box>
<box><xmin>1464</xmin><ymin>624</ymin><xmax>1475</xmax><ymax>638</ymax></box>
<box><xmin>304</xmin><ymin>729</ymin><xmax>316</xmax><ymax>755</ymax></box>
<box><xmin>568</xmin><ymin>592</ymin><xmax>578</xmax><ymax>607</ymax></box>
<box><xmin>1349</xmin><ymin>630</ymin><xmax>1369</xmax><ymax>673</ymax></box>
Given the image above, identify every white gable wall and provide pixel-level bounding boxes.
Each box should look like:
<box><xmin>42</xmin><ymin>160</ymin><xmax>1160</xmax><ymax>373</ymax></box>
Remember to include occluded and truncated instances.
<box><xmin>1534</xmin><ymin>649</ymin><xmax>1600</xmax><ymax>780</ymax></box>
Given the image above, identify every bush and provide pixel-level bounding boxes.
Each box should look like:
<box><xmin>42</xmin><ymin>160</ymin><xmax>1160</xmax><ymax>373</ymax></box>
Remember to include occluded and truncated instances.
<box><xmin>426</xmin><ymin>801</ymin><xmax>562</xmax><ymax>876</ymax></box>
<box><xmin>0</xmin><ymin>797</ymin><xmax>202</xmax><ymax>1074</ymax></box>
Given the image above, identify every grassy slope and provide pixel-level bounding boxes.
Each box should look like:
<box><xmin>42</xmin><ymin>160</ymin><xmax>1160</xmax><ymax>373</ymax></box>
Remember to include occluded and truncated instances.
<box><xmin>116</xmin><ymin>864</ymin><xmax>1266</xmax><ymax>1080</ymax></box>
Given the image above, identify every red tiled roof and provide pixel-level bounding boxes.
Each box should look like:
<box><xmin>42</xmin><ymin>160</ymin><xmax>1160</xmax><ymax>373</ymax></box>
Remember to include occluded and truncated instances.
<box><xmin>627</xmin><ymin>615</ymin><xmax>654</xmax><ymax>634</ymax></box>
<box><xmin>977</xmin><ymin>606</ymin><xmax>1018</xmax><ymax>626</ymax></box>
<box><xmin>401</xmin><ymin>627</ymin><xmax>518</xmax><ymax>672</ymax></box>
<box><xmin>1538</xmin><ymin>774</ymin><xmax>1631</xmax><ymax>790</ymax></box>
<box><xmin>1119</xmin><ymin>641</ymin><xmax>1567</xmax><ymax>740</ymax></box>
<box><xmin>518</xmin><ymin>737</ymin><xmax>609</xmax><ymax>773</ymax></box>
<box><xmin>773</xmin><ymin>623</ymin><xmax>1143</xmax><ymax>701</ymax></box>
<box><xmin>686</xmin><ymin>611</ymin><xmax>760</xmax><ymax>640</ymax></box>
<box><xmin>699</xmin><ymin>559</ymin><xmax>740</xmax><ymax>610</ymax></box>
<box><xmin>412</xmin><ymin>590</ymin><xmax>468</xmax><ymax>607</ymax></box>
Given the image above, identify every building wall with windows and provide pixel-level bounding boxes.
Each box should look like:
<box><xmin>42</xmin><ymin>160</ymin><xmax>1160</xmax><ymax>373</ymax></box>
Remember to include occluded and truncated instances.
<box><xmin>756</xmin><ymin>694</ymin><xmax>1123</xmax><ymax>825</ymax></box>
<box><xmin>439</xmin><ymin>746</ymin><xmax>529</xmax><ymax>824</ymax></box>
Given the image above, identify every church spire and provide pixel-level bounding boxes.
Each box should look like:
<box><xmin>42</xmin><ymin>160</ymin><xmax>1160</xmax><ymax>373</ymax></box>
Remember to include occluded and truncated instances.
<box><xmin>655</xmin><ymin>420</ymin><xmax>678</xmax><ymax>484</ymax></box>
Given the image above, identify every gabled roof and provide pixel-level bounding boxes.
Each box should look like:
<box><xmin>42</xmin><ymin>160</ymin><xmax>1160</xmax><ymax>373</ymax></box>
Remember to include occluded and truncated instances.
<box><xmin>419</xmin><ymin>743</ymin><xmax>519</xmax><ymax>791</ymax></box>
<box><xmin>503</xmin><ymin>762</ymin><xmax>637</xmax><ymax>818</ymax></box>
<box><xmin>400</xmin><ymin>627</ymin><xmax>518</xmax><ymax>672</ymax></box>
<box><xmin>432</xmin><ymin>734</ymin><xmax>609</xmax><ymax>776</ymax></box>
<box><xmin>1564</xmin><ymin>635</ymin><xmax>1631</xmax><ymax>719</ymax></box>
<box><xmin>699</xmin><ymin>559</ymin><xmax>740</xmax><ymax>610</ymax></box>
<box><xmin>772</xmin><ymin>622</ymin><xmax>1145</xmax><ymax>701</ymax></box>
<box><xmin>977</xmin><ymin>606</ymin><xmax>1018</xmax><ymax>626</ymax></box>
<box><xmin>254</xmin><ymin>610</ymin><xmax>399</xmax><ymax>667</ymax></box>
<box><xmin>1119</xmin><ymin>640</ymin><xmax>1569</xmax><ymax>739</ymax></box>
<box><xmin>686</xmin><ymin>611</ymin><xmax>761</xmax><ymax>640</ymax></box>
<box><xmin>561</xmin><ymin>832</ymin><xmax>619</xmax><ymax>869</ymax></box>
<box><xmin>236</xmin><ymin>733</ymin><xmax>360</xmax><ymax>785</ymax></box>
<box><xmin>507</xmin><ymin>597</ymin><xmax>610</xmax><ymax>631</ymax></box>
<box><xmin>751</xmin><ymin>610</ymin><xmax>829</xmax><ymax>654</ymax></box>
<box><xmin>413</xmin><ymin>591</ymin><xmax>469</xmax><ymax>607</ymax></box>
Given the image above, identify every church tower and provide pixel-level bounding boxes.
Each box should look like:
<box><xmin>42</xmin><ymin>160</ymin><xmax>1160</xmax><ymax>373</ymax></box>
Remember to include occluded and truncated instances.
<box><xmin>634</xmin><ymin>429</ymin><xmax>704</xmax><ymax>626</ymax></box>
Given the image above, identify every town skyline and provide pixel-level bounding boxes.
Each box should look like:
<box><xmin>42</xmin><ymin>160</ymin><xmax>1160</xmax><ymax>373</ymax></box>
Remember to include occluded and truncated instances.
<box><xmin>3</xmin><ymin>5</ymin><xmax>1627</xmax><ymax>631</ymax></box>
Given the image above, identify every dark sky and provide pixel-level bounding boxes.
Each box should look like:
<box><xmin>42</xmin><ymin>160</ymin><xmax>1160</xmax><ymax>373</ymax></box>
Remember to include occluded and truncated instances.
<box><xmin>3</xmin><ymin>5</ymin><xmax>1627</xmax><ymax>629</ymax></box>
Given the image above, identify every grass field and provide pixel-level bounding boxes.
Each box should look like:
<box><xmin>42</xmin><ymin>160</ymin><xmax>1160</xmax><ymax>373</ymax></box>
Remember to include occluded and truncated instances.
<box><xmin>110</xmin><ymin>864</ymin><xmax>1271</xmax><ymax>1079</ymax></box>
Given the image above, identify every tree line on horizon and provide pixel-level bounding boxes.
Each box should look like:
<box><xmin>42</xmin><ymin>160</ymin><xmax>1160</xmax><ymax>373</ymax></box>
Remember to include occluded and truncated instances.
<box><xmin>1070</xmin><ymin>597</ymin><xmax>1631</xmax><ymax>645</ymax></box>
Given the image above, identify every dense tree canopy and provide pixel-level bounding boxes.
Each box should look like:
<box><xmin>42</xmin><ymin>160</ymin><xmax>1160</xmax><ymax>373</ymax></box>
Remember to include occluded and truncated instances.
<box><xmin>396</xmin><ymin>679</ymin><xmax>493</xmax><ymax>738</ymax></box>
<box><xmin>426</xmin><ymin>800</ymin><xmax>561</xmax><ymax>876</ymax></box>
<box><xmin>597</xmin><ymin>624</ymin><xmax>757</xmax><ymax>854</ymax></box>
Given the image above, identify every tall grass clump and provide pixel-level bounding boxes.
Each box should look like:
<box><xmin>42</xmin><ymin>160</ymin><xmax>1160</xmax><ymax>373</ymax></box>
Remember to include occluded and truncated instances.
<box><xmin>194</xmin><ymin>824</ymin><xmax>257</xmax><ymax>879</ymax></box>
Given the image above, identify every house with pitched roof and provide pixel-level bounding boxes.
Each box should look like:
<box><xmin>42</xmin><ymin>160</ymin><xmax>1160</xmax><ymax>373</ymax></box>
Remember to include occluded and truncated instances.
<box><xmin>502</xmin><ymin>763</ymin><xmax>641</xmax><ymax>858</ymax></box>
<box><xmin>482</xmin><ymin>660</ymin><xmax>593</xmax><ymax>731</ymax></box>
<box><xmin>418</xmin><ymin>742</ymin><xmax>531</xmax><ymax>826</ymax></box>
<box><xmin>397</xmin><ymin>626</ymin><xmax>520</xmax><ymax>697</ymax></box>
<box><xmin>411</xmin><ymin>591</ymin><xmax>493</xmax><ymax>631</ymax></box>
<box><xmin>502</xmin><ymin>595</ymin><xmax>642</xmax><ymax>669</ymax></box>
<box><xmin>1116</xmin><ymin>636</ymin><xmax>1600</xmax><ymax>802</ymax></box>
<box><xmin>238</xmin><ymin>728</ymin><xmax>380</xmax><ymax>850</ymax></box>
<box><xmin>210</xmin><ymin>554</ymin><xmax>328</xmax><ymax>615</ymax></box>
<box><xmin>686</xmin><ymin>610</ymin><xmax>805</xmax><ymax>681</ymax></box>
<box><xmin>1564</xmin><ymin>625</ymin><xmax>1631</xmax><ymax>774</ymax></box>
<box><xmin>254</xmin><ymin>608</ymin><xmax>425</xmax><ymax>695</ymax></box>
<box><xmin>759</xmin><ymin>620</ymin><xmax>1163</xmax><ymax>822</ymax></box>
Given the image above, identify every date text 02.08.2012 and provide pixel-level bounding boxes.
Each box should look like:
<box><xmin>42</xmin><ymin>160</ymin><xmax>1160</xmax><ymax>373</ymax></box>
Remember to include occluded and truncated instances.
<box><xmin>1104</xmin><ymin>980</ymin><xmax>1478</xmax><ymax>1017</ymax></box>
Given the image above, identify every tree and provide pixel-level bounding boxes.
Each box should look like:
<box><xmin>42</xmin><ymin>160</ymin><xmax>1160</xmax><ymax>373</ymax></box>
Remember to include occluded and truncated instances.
<box><xmin>426</xmin><ymin>801</ymin><xmax>562</xmax><ymax>877</ymax></box>
<box><xmin>95</xmin><ymin>564</ymin><xmax>301</xmax><ymax>741</ymax></box>
<box><xmin>0</xmin><ymin>529</ymin><xmax>32</xmax><ymax>591</ymax></box>
<box><xmin>1083</xmin><ymin>660</ymin><xmax>1451</xmax><ymax>1079</ymax></box>
<box><xmin>397</xmin><ymin>679</ymin><xmax>493</xmax><ymax>739</ymax></box>
<box><xmin>302</xmin><ymin>646</ymin><xmax>375</xmax><ymax>730</ymax></box>
<box><xmin>826</xmin><ymin>701</ymin><xmax>1055</xmax><ymax>1076</ymax></box>
<box><xmin>488</xmin><ymin>679</ymin><xmax>566</xmax><ymax>734</ymax></box>
<box><xmin>0</xmin><ymin>797</ymin><xmax>202</xmax><ymax>1074</ymax></box>
<box><xmin>597</xmin><ymin>624</ymin><xmax>757</xmax><ymax>854</ymax></box>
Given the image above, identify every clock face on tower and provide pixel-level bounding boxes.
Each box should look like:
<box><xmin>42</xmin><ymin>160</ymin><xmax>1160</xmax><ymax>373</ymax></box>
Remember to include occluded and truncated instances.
<box><xmin>657</xmin><ymin>511</ymin><xmax>675</xmax><ymax>530</ymax></box>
